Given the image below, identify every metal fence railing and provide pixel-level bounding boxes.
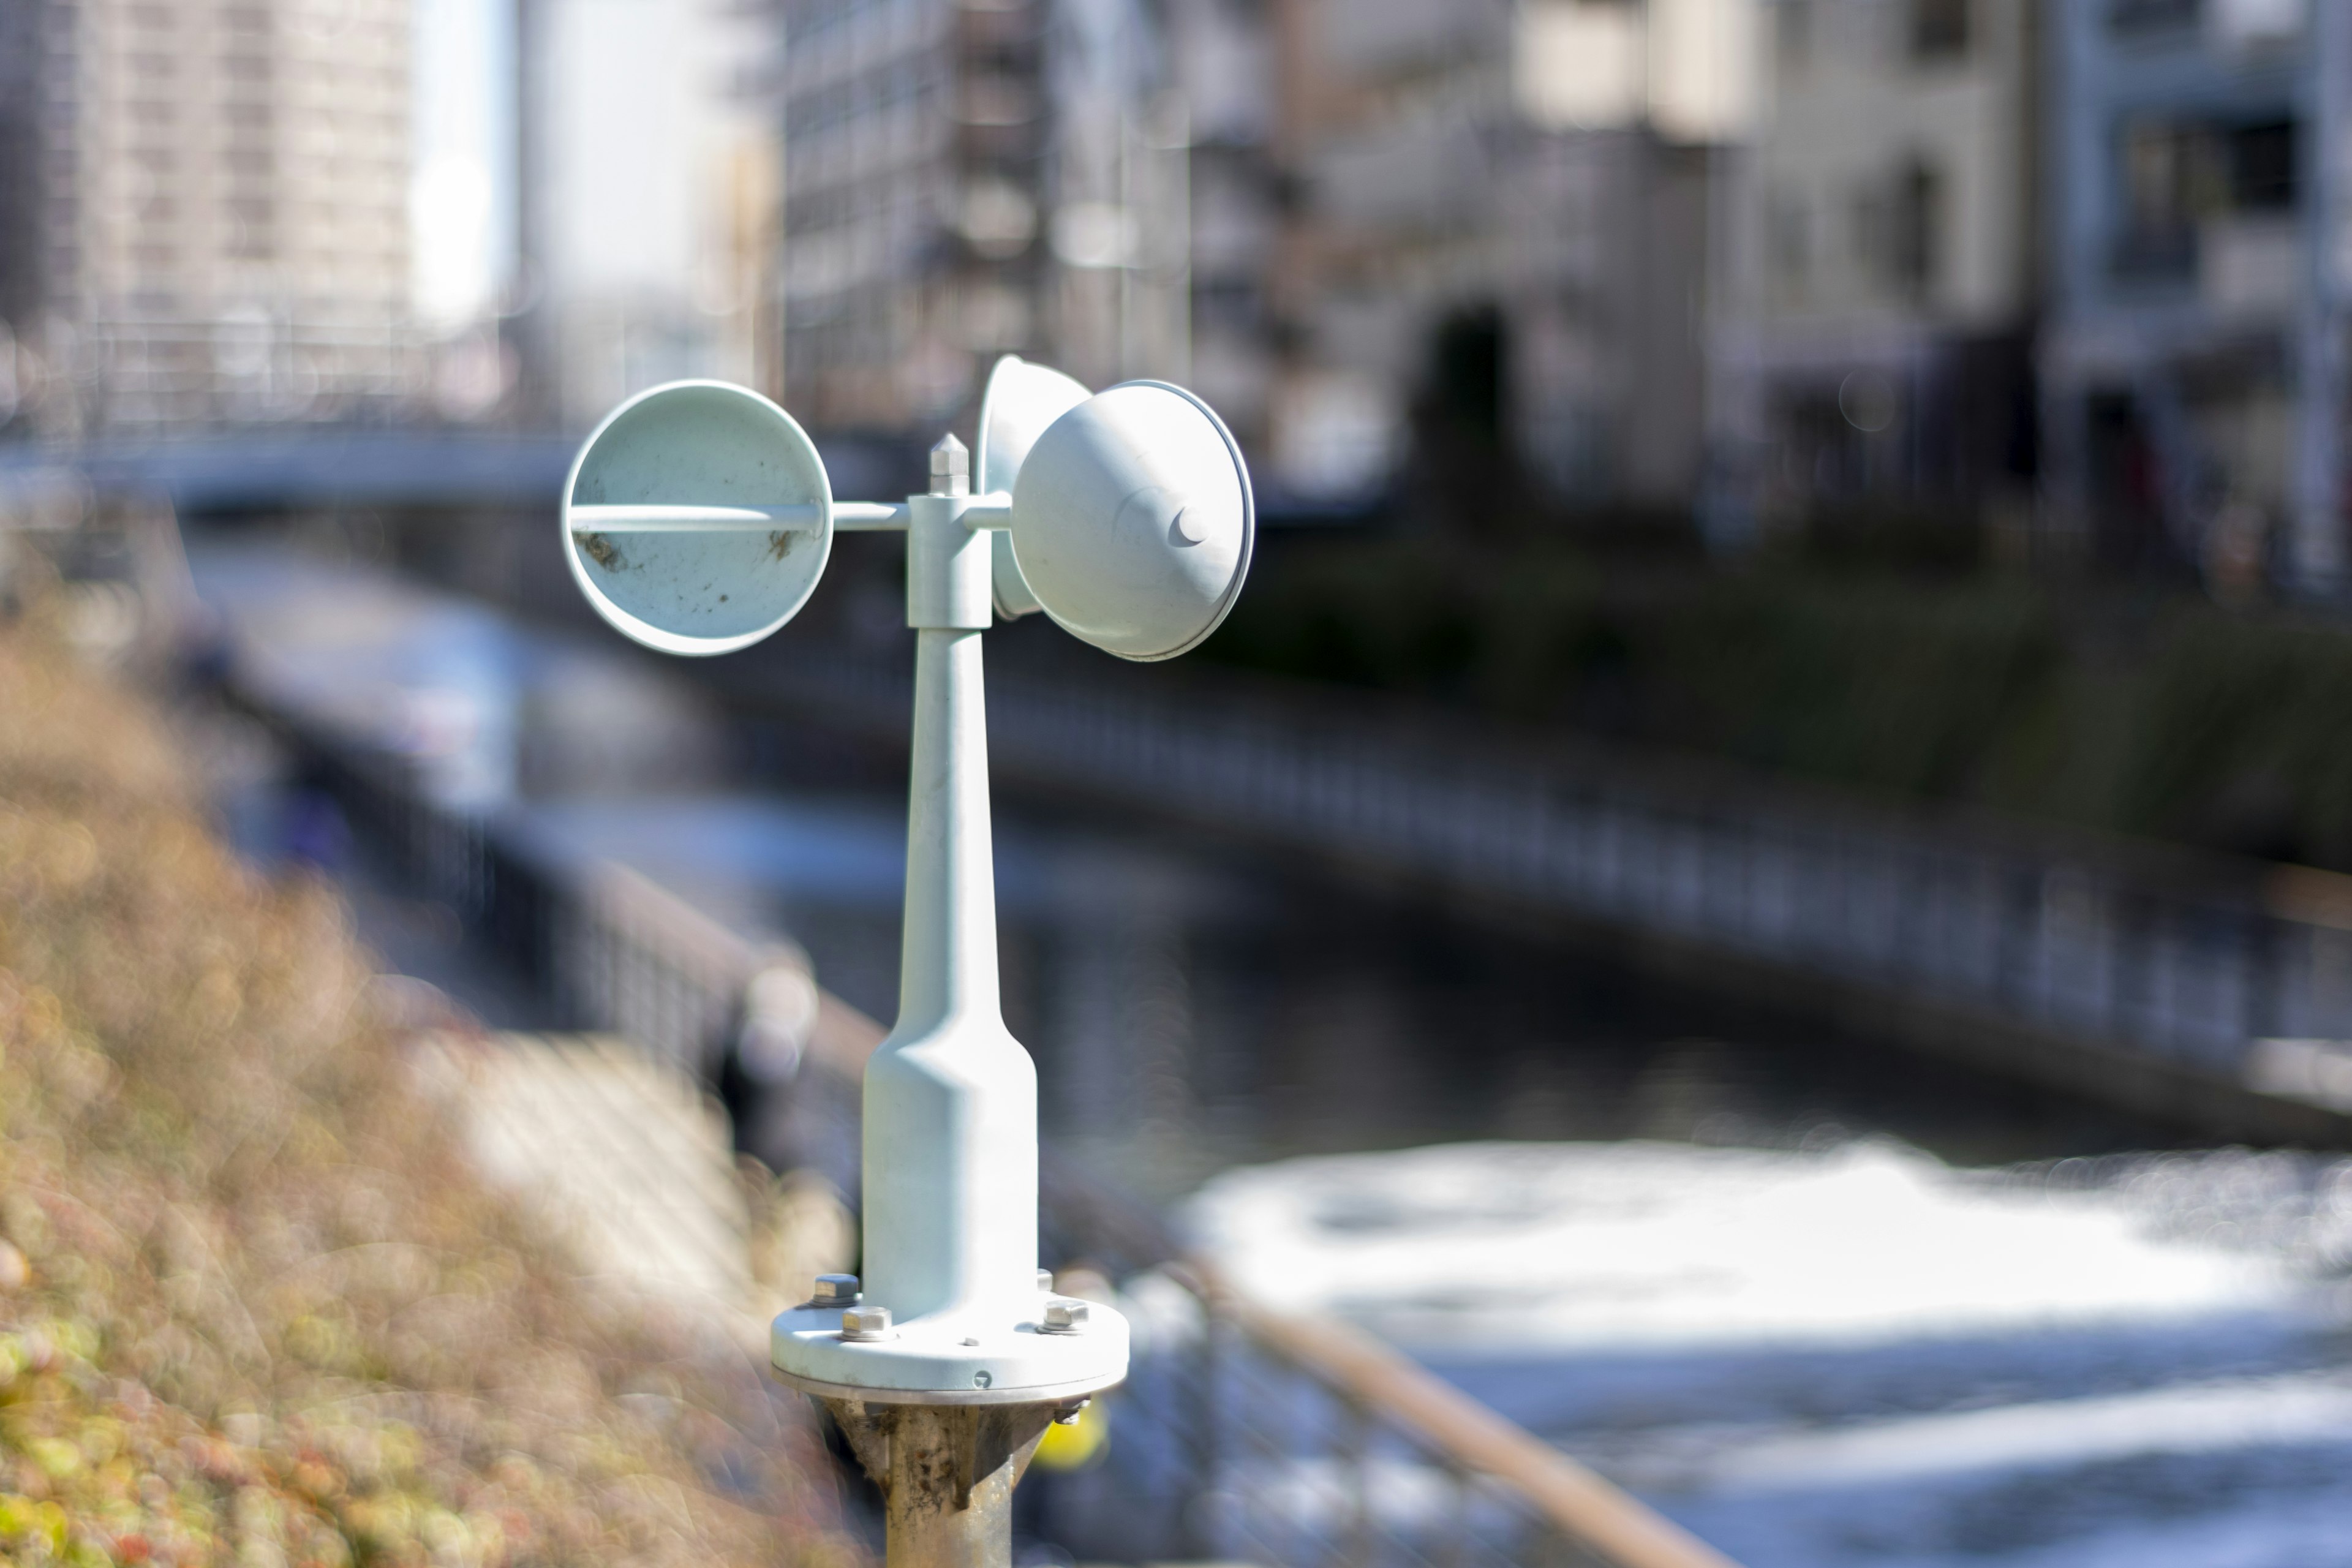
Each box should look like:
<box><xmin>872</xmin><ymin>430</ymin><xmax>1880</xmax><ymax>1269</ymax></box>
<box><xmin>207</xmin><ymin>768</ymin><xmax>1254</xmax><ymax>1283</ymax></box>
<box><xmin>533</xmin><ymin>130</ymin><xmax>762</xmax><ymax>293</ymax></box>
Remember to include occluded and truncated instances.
<box><xmin>241</xmin><ymin>696</ymin><xmax>1741</xmax><ymax>1568</ymax></box>
<box><xmin>751</xmin><ymin>650</ymin><xmax>2352</xmax><ymax>1138</ymax></box>
<box><xmin>1084</xmin><ymin>1261</ymin><xmax>1736</xmax><ymax>1568</ymax></box>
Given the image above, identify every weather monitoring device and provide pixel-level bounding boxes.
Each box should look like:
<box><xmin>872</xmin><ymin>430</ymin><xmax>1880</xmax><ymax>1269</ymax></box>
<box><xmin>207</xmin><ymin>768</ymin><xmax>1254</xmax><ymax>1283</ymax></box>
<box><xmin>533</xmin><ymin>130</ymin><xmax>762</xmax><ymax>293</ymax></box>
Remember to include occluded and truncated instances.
<box><xmin>560</xmin><ymin>357</ymin><xmax>1253</xmax><ymax>1561</ymax></box>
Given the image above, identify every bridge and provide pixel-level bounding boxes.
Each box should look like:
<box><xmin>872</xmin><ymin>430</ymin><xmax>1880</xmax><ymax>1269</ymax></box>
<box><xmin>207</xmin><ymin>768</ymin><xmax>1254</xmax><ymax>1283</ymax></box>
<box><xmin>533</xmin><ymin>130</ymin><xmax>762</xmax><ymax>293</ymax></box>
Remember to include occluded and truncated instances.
<box><xmin>0</xmin><ymin>426</ymin><xmax>917</xmax><ymax>516</ymax></box>
<box><xmin>0</xmin><ymin>424</ymin><xmax>1363</xmax><ymax>523</ymax></box>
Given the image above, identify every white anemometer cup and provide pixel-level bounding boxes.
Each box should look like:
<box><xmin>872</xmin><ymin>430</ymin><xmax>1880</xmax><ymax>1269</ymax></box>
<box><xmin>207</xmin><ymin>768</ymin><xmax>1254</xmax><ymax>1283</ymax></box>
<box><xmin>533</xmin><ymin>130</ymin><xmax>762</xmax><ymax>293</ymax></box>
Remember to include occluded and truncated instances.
<box><xmin>561</xmin><ymin>361</ymin><xmax>1253</xmax><ymax>1558</ymax></box>
<box><xmin>1010</xmin><ymin>380</ymin><xmax>1254</xmax><ymax>660</ymax></box>
<box><xmin>562</xmin><ymin>380</ymin><xmax>836</xmax><ymax>656</ymax></box>
<box><xmin>974</xmin><ymin>353</ymin><xmax>1087</xmax><ymax>620</ymax></box>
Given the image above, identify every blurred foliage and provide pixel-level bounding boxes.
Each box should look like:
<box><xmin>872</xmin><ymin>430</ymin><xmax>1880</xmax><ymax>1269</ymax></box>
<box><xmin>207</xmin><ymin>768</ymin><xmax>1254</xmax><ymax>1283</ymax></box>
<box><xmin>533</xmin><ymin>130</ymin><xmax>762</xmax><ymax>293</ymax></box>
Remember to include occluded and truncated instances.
<box><xmin>0</xmin><ymin>604</ymin><xmax>857</xmax><ymax>1568</ymax></box>
<box><xmin>1206</xmin><ymin>534</ymin><xmax>2352</xmax><ymax>872</ymax></box>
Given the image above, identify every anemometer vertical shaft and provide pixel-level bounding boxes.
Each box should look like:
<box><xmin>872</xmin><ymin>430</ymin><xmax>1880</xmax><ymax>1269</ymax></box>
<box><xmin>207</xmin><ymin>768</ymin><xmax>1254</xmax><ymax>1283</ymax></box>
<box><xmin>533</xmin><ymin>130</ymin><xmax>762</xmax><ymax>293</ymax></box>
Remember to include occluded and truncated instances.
<box><xmin>864</xmin><ymin>434</ymin><xmax>1040</xmax><ymax>1331</ymax></box>
<box><xmin>899</xmin><ymin>433</ymin><xmax>999</xmax><ymax>1038</ymax></box>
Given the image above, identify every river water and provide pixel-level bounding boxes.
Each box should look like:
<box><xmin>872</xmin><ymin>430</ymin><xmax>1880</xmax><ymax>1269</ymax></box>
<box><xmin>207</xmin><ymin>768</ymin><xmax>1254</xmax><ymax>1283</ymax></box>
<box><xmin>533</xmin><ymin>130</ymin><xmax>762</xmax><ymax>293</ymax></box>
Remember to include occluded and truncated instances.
<box><xmin>188</xmin><ymin>541</ymin><xmax>2352</xmax><ymax>1568</ymax></box>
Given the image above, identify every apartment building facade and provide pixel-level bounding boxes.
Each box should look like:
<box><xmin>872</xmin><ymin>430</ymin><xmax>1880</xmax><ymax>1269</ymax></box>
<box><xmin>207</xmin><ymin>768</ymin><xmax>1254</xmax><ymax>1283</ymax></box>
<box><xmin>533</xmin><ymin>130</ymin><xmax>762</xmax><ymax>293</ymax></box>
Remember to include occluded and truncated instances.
<box><xmin>0</xmin><ymin>0</ymin><xmax>419</xmax><ymax>437</ymax></box>
<box><xmin>2043</xmin><ymin>0</ymin><xmax>2348</xmax><ymax>590</ymax></box>
<box><xmin>1271</xmin><ymin>0</ymin><xmax>1752</xmax><ymax>508</ymax></box>
<box><xmin>776</xmin><ymin>0</ymin><xmax>1193</xmax><ymax>432</ymax></box>
<box><xmin>1708</xmin><ymin>0</ymin><xmax>2039</xmax><ymax>543</ymax></box>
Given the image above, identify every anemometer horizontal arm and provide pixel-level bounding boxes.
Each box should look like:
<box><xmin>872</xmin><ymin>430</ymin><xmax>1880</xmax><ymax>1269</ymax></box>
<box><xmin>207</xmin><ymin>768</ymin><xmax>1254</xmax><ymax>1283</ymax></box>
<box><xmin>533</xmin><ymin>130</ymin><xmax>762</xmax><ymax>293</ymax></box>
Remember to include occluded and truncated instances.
<box><xmin>568</xmin><ymin>502</ymin><xmax>828</xmax><ymax>533</ymax></box>
<box><xmin>566</xmin><ymin>499</ymin><xmax>995</xmax><ymax>536</ymax></box>
<box><xmin>837</xmin><ymin>502</ymin><xmax>916</xmax><ymax>530</ymax></box>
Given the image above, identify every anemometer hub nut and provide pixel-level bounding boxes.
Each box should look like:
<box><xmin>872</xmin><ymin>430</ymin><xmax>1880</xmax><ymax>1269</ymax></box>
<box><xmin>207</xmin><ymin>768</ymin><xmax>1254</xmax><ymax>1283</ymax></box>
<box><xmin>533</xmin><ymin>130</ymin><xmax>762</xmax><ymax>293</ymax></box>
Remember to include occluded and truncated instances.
<box><xmin>929</xmin><ymin>433</ymin><xmax>970</xmax><ymax>496</ymax></box>
<box><xmin>812</xmin><ymin>1273</ymin><xmax>861</xmax><ymax>1308</ymax></box>
<box><xmin>840</xmin><ymin>1304</ymin><xmax>895</xmax><ymax>1341</ymax></box>
<box><xmin>1040</xmin><ymin>1299</ymin><xmax>1090</xmax><ymax>1335</ymax></box>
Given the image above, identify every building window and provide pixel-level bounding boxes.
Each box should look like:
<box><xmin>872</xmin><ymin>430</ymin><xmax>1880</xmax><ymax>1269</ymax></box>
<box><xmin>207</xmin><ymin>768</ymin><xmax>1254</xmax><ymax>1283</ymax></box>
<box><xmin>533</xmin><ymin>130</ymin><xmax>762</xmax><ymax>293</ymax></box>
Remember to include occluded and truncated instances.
<box><xmin>1851</xmin><ymin>160</ymin><xmax>1941</xmax><ymax>302</ymax></box>
<box><xmin>1768</xmin><ymin>189</ymin><xmax>1810</xmax><ymax>295</ymax></box>
<box><xmin>1891</xmin><ymin>158</ymin><xmax>1941</xmax><ymax>301</ymax></box>
<box><xmin>2117</xmin><ymin>119</ymin><xmax>2210</xmax><ymax>276</ymax></box>
<box><xmin>2113</xmin><ymin>114</ymin><xmax>2296</xmax><ymax>278</ymax></box>
<box><xmin>1910</xmin><ymin>0</ymin><xmax>1969</xmax><ymax>61</ymax></box>
<box><xmin>2230</xmin><ymin>119</ymin><xmax>2296</xmax><ymax>210</ymax></box>
<box><xmin>1850</xmin><ymin>185</ymin><xmax>1884</xmax><ymax>282</ymax></box>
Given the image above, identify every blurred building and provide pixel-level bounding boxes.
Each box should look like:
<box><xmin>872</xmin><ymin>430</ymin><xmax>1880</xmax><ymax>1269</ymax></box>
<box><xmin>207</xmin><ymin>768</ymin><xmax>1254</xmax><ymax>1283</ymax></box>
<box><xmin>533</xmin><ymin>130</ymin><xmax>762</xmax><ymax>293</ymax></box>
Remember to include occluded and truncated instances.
<box><xmin>0</xmin><ymin>0</ymin><xmax>419</xmax><ymax>437</ymax></box>
<box><xmin>775</xmin><ymin>0</ymin><xmax>1192</xmax><ymax>433</ymax></box>
<box><xmin>777</xmin><ymin>0</ymin><xmax>1054</xmax><ymax>430</ymax></box>
<box><xmin>2042</xmin><ymin>0</ymin><xmax>2347</xmax><ymax>590</ymax></box>
<box><xmin>510</xmin><ymin>0</ymin><xmax>783</xmax><ymax>432</ymax></box>
<box><xmin>409</xmin><ymin>0</ymin><xmax>522</xmax><ymax>424</ymax></box>
<box><xmin>1708</xmin><ymin>0</ymin><xmax>2040</xmax><ymax>544</ymax></box>
<box><xmin>1274</xmin><ymin>0</ymin><xmax>1755</xmax><ymax>508</ymax></box>
<box><xmin>0</xmin><ymin>0</ymin><xmax>40</xmax><ymax>424</ymax></box>
<box><xmin>768</xmin><ymin>0</ymin><xmax>1755</xmax><ymax>511</ymax></box>
<box><xmin>1160</xmin><ymin>0</ymin><xmax>1274</xmax><ymax>454</ymax></box>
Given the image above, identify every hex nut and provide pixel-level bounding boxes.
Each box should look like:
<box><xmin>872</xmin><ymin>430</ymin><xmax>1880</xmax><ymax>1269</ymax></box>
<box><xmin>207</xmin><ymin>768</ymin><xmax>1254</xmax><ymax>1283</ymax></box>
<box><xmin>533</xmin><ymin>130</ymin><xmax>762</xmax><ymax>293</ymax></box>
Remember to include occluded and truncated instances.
<box><xmin>840</xmin><ymin>1304</ymin><xmax>894</xmax><ymax>1341</ymax></box>
<box><xmin>1040</xmin><ymin>1298</ymin><xmax>1090</xmax><ymax>1335</ymax></box>
<box><xmin>929</xmin><ymin>432</ymin><xmax>970</xmax><ymax>496</ymax></box>
<box><xmin>812</xmin><ymin>1273</ymin><xmax>861</xmax><ymax>1308</ymax></box>
<box><xmin>1036</xmin><ymin>1268</ymin><xmax>1055</xmax><ymax>1293</ymax></box>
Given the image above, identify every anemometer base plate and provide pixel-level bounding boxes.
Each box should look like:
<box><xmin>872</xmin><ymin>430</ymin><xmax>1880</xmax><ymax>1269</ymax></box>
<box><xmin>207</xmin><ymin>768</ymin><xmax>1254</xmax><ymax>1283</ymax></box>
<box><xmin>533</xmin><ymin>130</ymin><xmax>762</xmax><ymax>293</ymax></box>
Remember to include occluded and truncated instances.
<box><xmin>770</xmin><ymin>1295</ymin><xmax>1130</xmax><ymax>1406</ymax></box>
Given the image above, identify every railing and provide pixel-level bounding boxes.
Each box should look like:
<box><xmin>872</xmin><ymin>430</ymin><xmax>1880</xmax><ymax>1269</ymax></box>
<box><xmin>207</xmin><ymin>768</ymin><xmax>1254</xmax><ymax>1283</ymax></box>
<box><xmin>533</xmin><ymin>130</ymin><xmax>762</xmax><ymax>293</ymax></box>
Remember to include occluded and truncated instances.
<box><xmin>236</xmin><ymin>696</ymin><xmax>1741</xmax><ymax>1568</ymax></box>
<box><xmin>1092</xmin><ymin>1261</ymin><xmax>1736</xmax><ymax>1568</ymax></box>
<box><xmin>752</xmin><ymin>649</ymin><xmax>2352</xmax><ymax>1137</ymax></box>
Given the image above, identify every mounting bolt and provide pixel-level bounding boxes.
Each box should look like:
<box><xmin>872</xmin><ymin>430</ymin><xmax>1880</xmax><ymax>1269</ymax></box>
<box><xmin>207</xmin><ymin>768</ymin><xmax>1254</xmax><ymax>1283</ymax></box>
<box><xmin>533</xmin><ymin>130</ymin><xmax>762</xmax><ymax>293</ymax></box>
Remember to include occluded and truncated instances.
<box><xmin>841</xmin><ymin>1304</ymin><xmax>895</xmax><ymax>1341</ymax></box>
<box><xmin>929</xmin><ymin>432</ymin><xmax>970</xmax><ymax>497</ymax></box>
<box><xmin>812</xmin><ymin>1273</ymin><xmax>861</xmax><ymax>1308</ymax></box>
<box><xmin>1040</xmin><ymin>1298</ymin><xmax>1090</xmax><ymax>1335</ymax></box>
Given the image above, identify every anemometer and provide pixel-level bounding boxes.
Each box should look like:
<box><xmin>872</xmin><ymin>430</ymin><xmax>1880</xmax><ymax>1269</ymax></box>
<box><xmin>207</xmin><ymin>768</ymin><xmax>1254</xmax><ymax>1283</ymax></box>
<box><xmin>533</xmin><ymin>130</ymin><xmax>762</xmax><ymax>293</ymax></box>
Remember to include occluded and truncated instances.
<box><xmin>557</xmin><ymin>355</ymin><xmax>1254</xmax><ymax>1551</ymax></box>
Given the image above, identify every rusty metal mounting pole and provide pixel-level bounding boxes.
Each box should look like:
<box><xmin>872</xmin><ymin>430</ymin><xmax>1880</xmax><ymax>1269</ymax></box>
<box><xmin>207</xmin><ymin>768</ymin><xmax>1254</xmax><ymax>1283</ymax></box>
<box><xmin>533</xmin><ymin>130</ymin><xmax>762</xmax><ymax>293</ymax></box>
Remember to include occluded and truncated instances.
<box><xmin>825</xmin><ymin>1399</ymin><xmax>1063</xmax><ymax>1568</ymax></box>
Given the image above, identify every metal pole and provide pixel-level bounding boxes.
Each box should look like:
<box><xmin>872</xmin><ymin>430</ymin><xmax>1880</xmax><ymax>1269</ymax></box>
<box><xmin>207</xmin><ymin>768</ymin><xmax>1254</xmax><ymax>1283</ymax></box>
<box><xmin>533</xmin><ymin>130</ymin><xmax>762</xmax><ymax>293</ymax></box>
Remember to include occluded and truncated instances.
<box><xmin>823</xmin><ymin>1399</ymin><xmax>1061</xmax><ymax>1568</ymax></box>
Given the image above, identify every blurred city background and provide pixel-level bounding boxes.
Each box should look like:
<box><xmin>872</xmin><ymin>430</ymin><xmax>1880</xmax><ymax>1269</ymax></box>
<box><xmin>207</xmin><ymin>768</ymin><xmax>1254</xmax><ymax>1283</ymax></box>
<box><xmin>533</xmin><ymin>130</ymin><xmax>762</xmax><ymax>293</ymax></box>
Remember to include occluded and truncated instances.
<box><xmin>11</xmin><ymin>2</ymin><xmax>2352</xmax><ymax>1567</ymax></box>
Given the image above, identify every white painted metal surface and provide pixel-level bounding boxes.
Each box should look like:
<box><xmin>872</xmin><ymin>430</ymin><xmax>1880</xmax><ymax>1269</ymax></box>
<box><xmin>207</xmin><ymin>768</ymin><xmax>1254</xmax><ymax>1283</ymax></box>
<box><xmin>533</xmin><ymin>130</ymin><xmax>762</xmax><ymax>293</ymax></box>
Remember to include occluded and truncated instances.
<box><xmin>1011</xmin><ymin>380</ymin><xmax>1254</xmax><ymax>661</ymax></box>
<box><xmin>557</xmin><ymin>355</ymin><xmax>1255</xmax><ymax>1408</ymax></box>
<box><xmin>975</xmin><ymin>354</ymin><xmax>1091</xmax><ymax>619</ymax></box>
<box><xmin>561</xmin><ymin>379</ymin><xmax>834</xmax><ymax>657</ymax></box>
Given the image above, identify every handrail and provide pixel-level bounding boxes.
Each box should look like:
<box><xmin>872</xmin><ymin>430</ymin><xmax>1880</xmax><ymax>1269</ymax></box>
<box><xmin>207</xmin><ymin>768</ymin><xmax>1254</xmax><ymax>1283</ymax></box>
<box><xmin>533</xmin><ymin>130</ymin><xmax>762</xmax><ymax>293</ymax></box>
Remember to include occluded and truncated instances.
<box><xmin>1172</xmin><ymin>1257</ymin><xmax>1740</xmax><ymax>1568</ymax></box>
